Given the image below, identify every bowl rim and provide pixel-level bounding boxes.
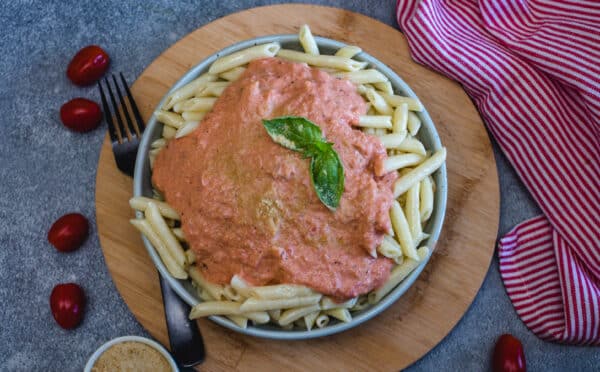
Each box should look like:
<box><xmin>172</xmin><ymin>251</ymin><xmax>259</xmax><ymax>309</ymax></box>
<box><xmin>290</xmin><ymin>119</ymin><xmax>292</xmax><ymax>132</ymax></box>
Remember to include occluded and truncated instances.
<box><xmin>133</xmin><ymin>34</ymin><xmax>447</xmax><ymax>340</ymax></box>
<box><xmin>83</xmin><ymin>335</ymin><xmax>178</xmax><ymax>372</ymax></box>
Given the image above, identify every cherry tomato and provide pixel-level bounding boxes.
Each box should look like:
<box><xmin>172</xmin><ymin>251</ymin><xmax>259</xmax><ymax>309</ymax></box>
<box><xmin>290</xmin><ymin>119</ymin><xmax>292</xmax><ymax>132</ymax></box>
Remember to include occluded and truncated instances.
<box><xmin>493</xmin><ymin>334</ymin><xmax>526</xmax><ymax>372</ymax></box>
<box><xmin>60</xmin><ymin>98</ymin><xmax>102</xmax><ymax>133</ymax></box>
<box><xmin>50</xmin><ymin>283</ymin><xmax>86</xmax><ymax>329</ymax></box>
<box><xmin>66</xmin><ymin>45</ymin><xmax>110</xmax><ymax>86</ymax></box>
<box><xmin>48</xmin><ymin>213</ymin><xmax>89</xmax><ymax>252</ymax></box>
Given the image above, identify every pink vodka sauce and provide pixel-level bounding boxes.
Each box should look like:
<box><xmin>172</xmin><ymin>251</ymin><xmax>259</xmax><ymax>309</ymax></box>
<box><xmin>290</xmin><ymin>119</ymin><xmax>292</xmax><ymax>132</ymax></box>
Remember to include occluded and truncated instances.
<box><xmin>153</xmin><ymin>58</ymin><xmax>397</xmax><ymax>299</ymax></box>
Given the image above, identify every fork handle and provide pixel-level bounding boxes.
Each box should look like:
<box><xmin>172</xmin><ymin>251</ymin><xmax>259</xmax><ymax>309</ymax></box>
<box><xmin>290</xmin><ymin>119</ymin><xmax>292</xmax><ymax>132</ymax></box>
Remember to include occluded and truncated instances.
<box><xmin>158</xmin><ymin>272</ymin><xmax>205</xmax><ymax>368</ymax></box>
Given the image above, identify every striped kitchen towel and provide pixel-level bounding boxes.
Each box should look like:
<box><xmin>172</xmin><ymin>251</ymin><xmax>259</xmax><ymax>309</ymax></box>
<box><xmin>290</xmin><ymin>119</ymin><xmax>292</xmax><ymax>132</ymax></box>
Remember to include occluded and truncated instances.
<box><xmin>396</xmin><ymin>0</ymin><xmax>599</xmax><ymax>344</ymax></box>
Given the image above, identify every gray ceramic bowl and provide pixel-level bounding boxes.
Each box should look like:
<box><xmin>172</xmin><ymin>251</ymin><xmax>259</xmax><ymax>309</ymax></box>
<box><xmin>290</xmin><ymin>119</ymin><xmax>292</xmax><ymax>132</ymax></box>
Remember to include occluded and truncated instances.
<box><xmin>133</xmin><ymin>34</ymin><xmax>447</xmax><ymax>340</ymax></box>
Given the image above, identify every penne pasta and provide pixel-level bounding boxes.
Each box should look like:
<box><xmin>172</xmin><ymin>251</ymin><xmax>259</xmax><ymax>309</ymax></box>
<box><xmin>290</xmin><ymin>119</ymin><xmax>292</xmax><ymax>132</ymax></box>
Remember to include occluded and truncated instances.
<box><xmin>223</xmin><ymin>285</ymin><xmax>243</xmax><ymax>302</ymax></box>
<box><xmin>197</xmin><ymin>81</ymin><xmax>230</xmax><ymax>97</ymax></box>
<box><xmin>335</xmin><ymin>45</ymin><xmax>362</xmax><ymax>58</ymax></box>
<box><xmin>382</xmin><ymin>153</ymin><xmax>424</xmax><ymax>174</ymax></box>
<box><xmin>299</xmin><ymin>24</ymin><xmax>319</xmax><ymax>55</ymax></box>
<box><xmin>268</xmin><ymin>309</ymin><xmax>281</xmax><ymax>321</ymax></box>
<box><xmin>229</xmin><ymin>275</ymin><xmax>253</xmax><ymax>298</ymax></box>
<box><xmin>405</xmin><ymin>182</ymin><xmax>422</xmax><ymax>241</ymax></box>
<box><xmin>181</xmin><ymin>111</ymin><xmax>206</xmax><ymax>122</ymax></box>
<box><xmin>162</xmin><ymin>124</ymin><xmax>176</xmax><ymax>139</ymax></box>
<box><xmin>368</xmin><ymin>247</ymin><xmax>430</xmax><ymax>304</ymax></box>
<box><xmin>227</xmin><ymin>315</ymin><xmax>248</xmax><ymax>328</ymax></box>
<box><xmin>209</xmin><ymin>42</ymin><xmax>281</xmax><ymax>74</ymax></box>
<box><xmin>374</xmin><ymin>81</ymin><xmax>394</xmax><ymax>94</ymax></box>
<box><xmin>188</xmin><ymin>266</ymin><xmax>224</xmax><ymax>301</ymax></box>
<box><xmin>414</xmin><ymin>232</ymin><xmax>430</xmax><ymax>248</ymax></box>
<box><xmin>390</xmin><ymin>200</ymin><xmax>419</xmax><ymax>261</ymax></box>
<box><xmin>334</xmin><ymin>69</ymin><xmax>388</xmax><ymax>85</ymax></box>
<box><xmin>173</xmin><ymin>97</ymin><xmax>217</xmax><ymax>113</ymax></box>
<box><xmin>218</xmin><ymin>66</ymin><xmax>246</xmax><ymax>81</ymax></box>
<box><xmin>378</xmin><ymin>133</ymin><xmax>408</xmax><ymax>149</ymax></box>
<box><xmin>381</xmin><ymin>93</ymin><xmax>423</xmax><ymax>111</ymax></box>
<box><xmin>392</xmin><ymin>103</ymin><xmax>408</xmax><ymax>135</ymax></box>
<box><xmin>129</xmin><ymin>196</ymin><xmax>180</xmax><ymax>220</ymax></box>
<box><xmin>356</xmin><ymin>83</ymin><xmax>371</xmax><ymax>95</ymax></box>
<box><xmin>304</xmin><ymin>311</ymin><xmax>320</xmax><ymax>330</ymax></box>
<box><xmin>278</xmin><ymin>304</ymin><xmax>321</xmax><ymax>326</ymax></box>
<box><xmin>318</xmin><ymin>67</ymin><xmax>340</xmax><ymax>74</ymax></box>
<box><xmin>175</xmin><ymin>121</ymin><xmax>199</xmax><ymax>138</ymax></box>
<box><xmin>200</xmin><ymin>85</ymin><xmax>226</xmax><ymax>97</ymax></box>
<box><xmin>420</xmin><ymin>177</ymin><xmax>434</xmax><ymax>223</ymax></box>
<box><xmin>365</xmin><ymin>87</ymin><xmax>393</xmax><ymax>115</ymax></box>
<box><xmin>377</xmin><ymin>235</ymin><xmax>403</xmax><ymax>263</ymax></box>
<box><xmin>189</xmin><ymin>301</ymin><xmax>241</xmax><ymax>318</ymax></box>
<box><xmin>350</xmin><ymin>296</ymin><xmax>370</xmax><ymax>312</ymax></box>
<box><xmin>407</xmin><ymin>112</ymin><xmax>421</xmax><ymax>136</ymax></box>
<box><xmin>129</xmin><ymin>219</ymin><xmax>187</xmax><ymax>279</ymax></box>
<box><xmin>277</xmin><ymin>49</ymin><xmax>367</xmax><ymax>71</ymax></box>
<box><xmin>393</xmin><ymin>147</ymin><xmax>446</xmax><ymax>197</ymax></box>
<box><xmin>325</xmin><ymin>308</ymin><xmax>352</xmax><ymax>323</ymax></box>
<box><xmin>155</xmin><ymin>110</ymin><xmax>184</xmax><ymax>129</ymax></box>
<box><xmin>239</xmin><ymin>294</ymin><xmax>322</xmax><ymax>312</ymax></box>
<box><xmin>357</xmin><ymin>115</ymin><xmax>392</xmax><ymax>129</ymax></box>
<box><xmin>162</xmin><ymin>73</ymin><xmax>217</xmax><ymax>110</ymax></box>
<box><xmin>246</xmin><ymin>311</ymin><xmax>270</xmax><ymax>324</ymax></box>
<box><xmin>249</xmin><ymin>284</ymin><xmax>316</xmax><ymax>300</ymax></box>
<box><xmin>396</xmin><ymin>136</ymin><xmax>427</xmax><ymax>156</ymax></box>
<box><xmin>320</xmin><ymin>297</ymin><xmax>358</xmax><ymax>311</ymax></box>
<box><xmin>315</xmin><ymin>314</ymin><xmax>330</xmax><ymax>328</ymax></box>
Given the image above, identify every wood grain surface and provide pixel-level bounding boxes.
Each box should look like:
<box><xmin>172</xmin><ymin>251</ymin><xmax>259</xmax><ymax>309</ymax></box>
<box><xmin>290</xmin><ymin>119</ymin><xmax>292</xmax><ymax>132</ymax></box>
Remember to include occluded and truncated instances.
<box><xmin>95</xmin><ymin>4</ymin><xmax>499</xmax><ymax>371</ymax></box>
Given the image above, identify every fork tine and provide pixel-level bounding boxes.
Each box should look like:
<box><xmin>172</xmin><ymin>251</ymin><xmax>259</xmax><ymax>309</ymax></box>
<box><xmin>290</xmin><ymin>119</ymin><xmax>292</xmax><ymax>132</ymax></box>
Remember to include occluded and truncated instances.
<box><xmin>104</xmin><ymin>76</ymin><xmax>132</xmax><ymax>142</ymax></box>
<box><xmin>112</xmin><ymin>74</ymin><xmax>140</xmax><ymax>138</ymax></box>
<box><xmin>120</xmin><ymin>73</ymin><xmax>145</xmax><ymax>131</ymax></box>
<box><xmin>98</xmin><ymin>80</ymin><xmax>120</xmax><ymax>143</ymax></box>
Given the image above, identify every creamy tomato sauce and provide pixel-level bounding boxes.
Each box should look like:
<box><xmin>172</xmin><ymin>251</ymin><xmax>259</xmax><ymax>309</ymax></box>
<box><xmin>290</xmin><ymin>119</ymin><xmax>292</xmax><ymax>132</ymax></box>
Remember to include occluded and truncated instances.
<box><xmin>153</xmin><ymin>58</ymin><xmax>397</xmax><ymax>299</ymax></box>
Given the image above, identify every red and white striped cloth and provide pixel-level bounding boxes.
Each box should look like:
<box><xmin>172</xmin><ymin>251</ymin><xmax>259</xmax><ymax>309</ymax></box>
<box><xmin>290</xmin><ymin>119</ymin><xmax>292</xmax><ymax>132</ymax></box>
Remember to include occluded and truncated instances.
<box><xmin>395</xmin><ymin>0</ymin><xmax>599</xmax><ymax>344</ymax></box>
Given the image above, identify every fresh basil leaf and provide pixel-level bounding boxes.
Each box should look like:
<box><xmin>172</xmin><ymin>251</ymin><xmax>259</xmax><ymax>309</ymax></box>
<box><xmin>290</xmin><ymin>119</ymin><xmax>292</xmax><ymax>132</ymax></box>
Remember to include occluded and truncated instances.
<box><xmin>310</xmin><ymin>149</ymin><xmax>344</xmax><ymax>209</ymax></box>
<box><xmin>262</xmin><ymin>116</ymin><xmax>324</xmax><ymax>152</ymax></box>
<box><xmin>262</xmin><ymin>116</ymin><xmax>344</xmax><ymax>210</ymax></box>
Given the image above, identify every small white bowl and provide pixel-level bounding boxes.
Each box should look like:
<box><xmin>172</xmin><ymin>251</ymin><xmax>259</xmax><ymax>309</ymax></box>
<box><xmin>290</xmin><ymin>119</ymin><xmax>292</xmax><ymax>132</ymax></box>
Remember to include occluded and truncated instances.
<box><xmin>84</xmin><ymin>336</ymin><xmax>178</xmax><ymax>372</ymax></box>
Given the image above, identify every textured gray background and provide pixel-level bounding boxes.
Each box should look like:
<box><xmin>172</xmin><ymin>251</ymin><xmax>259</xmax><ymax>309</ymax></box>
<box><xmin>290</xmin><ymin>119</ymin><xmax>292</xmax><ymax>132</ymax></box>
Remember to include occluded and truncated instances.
<box><xmin>0</xmin><ymin>1</ymin><xmax>597</xmax><ymax>371</ymax></box>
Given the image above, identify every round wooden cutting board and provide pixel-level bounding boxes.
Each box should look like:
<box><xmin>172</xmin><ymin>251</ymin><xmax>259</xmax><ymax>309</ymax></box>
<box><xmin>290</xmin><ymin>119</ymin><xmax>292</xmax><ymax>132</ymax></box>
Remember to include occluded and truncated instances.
<box><xmin>95</xmin><ymin>4</ymin><xmax>499</xmax><ymax>371</ymax></box>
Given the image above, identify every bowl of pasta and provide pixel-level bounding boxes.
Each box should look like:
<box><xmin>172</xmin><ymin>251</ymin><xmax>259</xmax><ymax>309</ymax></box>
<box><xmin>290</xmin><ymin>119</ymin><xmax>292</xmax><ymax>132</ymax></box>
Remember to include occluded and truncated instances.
<box><xmin>130</xmin><ymin>25</ymin><xmax>447</xmax><ymax>340</ymax></box>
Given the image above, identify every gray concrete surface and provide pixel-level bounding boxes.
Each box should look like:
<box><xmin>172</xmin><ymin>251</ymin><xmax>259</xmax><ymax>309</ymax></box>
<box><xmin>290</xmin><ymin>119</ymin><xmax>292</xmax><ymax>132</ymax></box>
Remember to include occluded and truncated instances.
<box><xmin>0</xmin><ymin>1</ymin><xmax>597</xmax><ymax>371</ymax></box>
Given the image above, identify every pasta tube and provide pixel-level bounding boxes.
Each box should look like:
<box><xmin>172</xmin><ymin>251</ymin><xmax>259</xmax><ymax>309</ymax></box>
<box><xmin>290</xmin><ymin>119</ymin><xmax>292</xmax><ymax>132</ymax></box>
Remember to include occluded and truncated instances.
<box><xmin>393</xmin><ymin>148</ymin><xmax>446</xmax><ymax>197</ymax></box>
<box><xmin>129</xmin><ymin>197</ymin><xmax>180</xmax><ymax>220</ymax></box>
<box><xmin>239</xmin><ymin>295</ymin><xmax>322</xmax><ymax>312</ymax></box>
<box><xmin>299</xmin><ymin>24</ymin><xmax>319</xmax><ymax>55</ymax></box>
<box><xmin>129</xmin><ymin>219</ymin><xmax>187</xmax><ymax>279</ymax></box>
<box><xmin>209</xmin><ymin>43</ymin><xmax>281</xmax><ymax>74</ymax></box>
<box><xmin>334</xmin><ymin>45</ymin><xmax>362</xmax><ymax>58</ymax></box>
<box><xmin>278</xmin><ymin>304</ymin><xmax>321</xmax><ymax>326</ymax></box>
<box><xmin>390</xmin><ymin>200</ymin><xmax>419</xmax><ymax>261</ymax></box>
<box><xmin>277</xmin><ymin>49</ymin><xmax>367</xmax><ymax>71</ymax></box>
<box><xmin>381</xmin><ymin>93</ymin><xmax>423</xmax><ymax>111</ymax></box>
<box><xmin>368</xmin><ymin>247</ymin><xmax>430</xmax><ymax>303</ymax></box>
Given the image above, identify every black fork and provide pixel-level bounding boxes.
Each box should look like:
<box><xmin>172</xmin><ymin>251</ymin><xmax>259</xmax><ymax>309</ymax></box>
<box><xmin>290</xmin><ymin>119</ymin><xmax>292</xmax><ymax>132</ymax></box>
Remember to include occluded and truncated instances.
<box><xmin>98</xmin><ymin>73</ymin><xmax>145</xmax><ymax>176</ymax></box>
<box><xmin>98</xmin><ymin>74</ymin><xmax>205</xmax><ymax>369</ymax></box>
